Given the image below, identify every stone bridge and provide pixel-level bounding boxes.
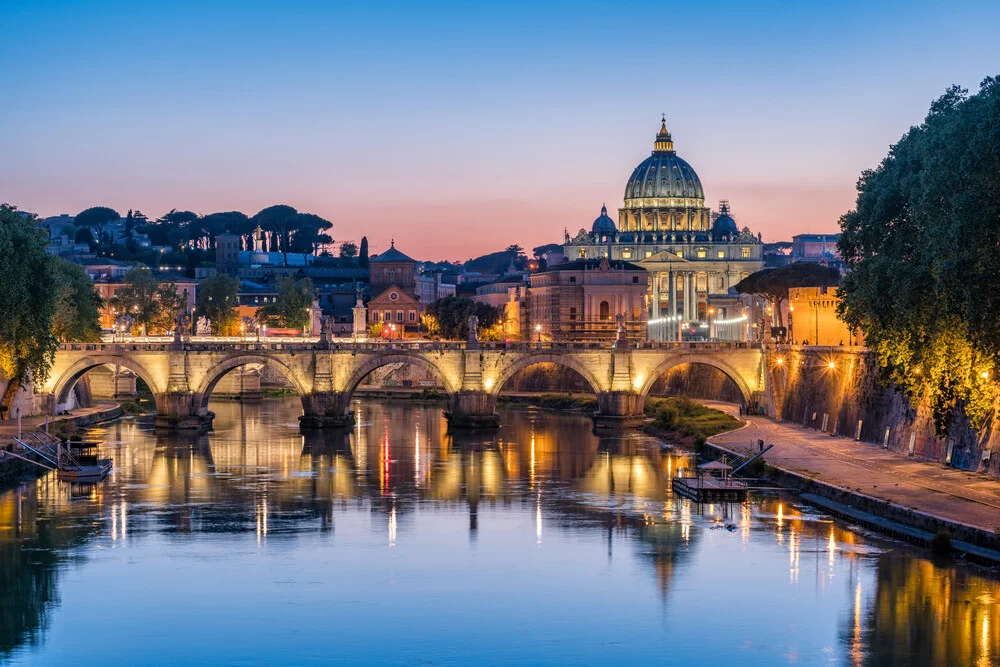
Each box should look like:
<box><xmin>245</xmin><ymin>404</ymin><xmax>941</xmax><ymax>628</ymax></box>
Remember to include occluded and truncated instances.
<box><xmin>41</xmin><ymin>340</ymin><xmax>766</xmax><ymax>431</ymax></box>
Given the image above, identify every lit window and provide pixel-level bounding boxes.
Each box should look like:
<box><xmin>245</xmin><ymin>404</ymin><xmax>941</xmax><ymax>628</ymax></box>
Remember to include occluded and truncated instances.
<box><xmin>676</xmin><ymin>249</ymin><xmax>683</xmax><ymax>258</ymax></box>
<box><xmin>741</xmin><ymin>247</ymin><xmax>751</xmax><ymax>258</ymax></box>
<box><xmin>621</xmin><ymin>248</ymin><xmax>633</xmax><ymax>259</ymax></box>
<box><xmin>645</xmin><ymin>251</ymin><xmax>652</xmax><ymax>258</ymax></box>
<box><xmin>717</xmin><ymin>250</ymin><xmax>725</xmax><ymax>258</ymax></box>
<box><xmin>697</xmin><ymin>249</ymin><xmax>707</xmax><ymax>259</ymax></box>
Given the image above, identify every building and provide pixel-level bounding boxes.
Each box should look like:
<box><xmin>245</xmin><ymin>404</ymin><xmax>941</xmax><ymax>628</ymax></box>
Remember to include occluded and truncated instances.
<box><xmin>562</xmin><ymin>119</ymin><xmax>764</xmax><ymax>340</ymax></box>
<box><xmin>474</xmin><ymin>278</ymin><xmax>529</xmax><ymax>340</ymax></box>
<box><xmin>215</xmin><ymin>225</ymin><xmax>316</xmax><ymax>278</ymax></box>
<box><xmin>528</xmin><ymin>257</ymin><xmax>647</xmax><ymax>342</ymax></box>
<box><xmin>367</xmin><ymin>241</ymin><xmax>422</xmax><ymax>335</ymax></box>
<box><xmin>786</xmin><ymin>286</ymin><xmax>862</xmax><ymax>346</ymax></box>
<box><xmin>416</xmin><ymin>272</ymin><xmax>456</xmax><ymax>305</ymax></box>
<box><xmin>791</xmin><ymin>233</ymin><xmax>842</xmax><ymax>269</ymax></box>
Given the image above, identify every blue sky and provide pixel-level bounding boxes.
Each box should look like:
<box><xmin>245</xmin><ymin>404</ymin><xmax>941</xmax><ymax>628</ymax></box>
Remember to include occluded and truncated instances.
<box><xmin>2</xmin><ymin>0</ymin><xmax>998</xmax><ymax>258</ymax></box>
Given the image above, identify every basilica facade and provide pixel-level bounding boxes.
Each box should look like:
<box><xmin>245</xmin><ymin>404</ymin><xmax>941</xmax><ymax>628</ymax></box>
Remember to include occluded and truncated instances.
<box><xmin>562</xmin><ymin>119</ymin><xmax>764</xmax><ymax>340</ymax></box>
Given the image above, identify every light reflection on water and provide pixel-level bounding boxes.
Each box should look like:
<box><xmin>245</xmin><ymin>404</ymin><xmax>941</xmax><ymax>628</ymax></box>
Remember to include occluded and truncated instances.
<box><xmin>1</xmin><ymin>397</ymin><xmax>999</xmax><ymax>666</ymax></box>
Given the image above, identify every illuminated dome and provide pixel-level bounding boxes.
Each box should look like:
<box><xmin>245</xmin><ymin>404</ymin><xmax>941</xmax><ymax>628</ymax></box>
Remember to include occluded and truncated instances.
<box><xmin>623</xmin><ymin>119</ymin><xmax>704</xmax><ymax>204</ymax></box>
<box><xmin>591</xmin><ymin>204</ymin><xmax>617</xmax><ymax>234</ymax></box>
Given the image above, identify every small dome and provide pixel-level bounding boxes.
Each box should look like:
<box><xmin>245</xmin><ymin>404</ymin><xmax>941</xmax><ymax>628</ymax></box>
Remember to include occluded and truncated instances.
<box><xmin>591</xmin><ymin>204</ymin><xmax>617</xmax><ymax>234</ymax></box>
<box><xmin>711</xmin><ymin>201</ymin><xmax>739</xmax><ymax>240</ymax></box>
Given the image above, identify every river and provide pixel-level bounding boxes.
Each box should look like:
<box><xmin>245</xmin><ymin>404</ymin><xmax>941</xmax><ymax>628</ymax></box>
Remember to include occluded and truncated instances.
<box><xmin>1</xmin><ymin>397</ymin><xmax>998</xmax><ymax>665</ymax></box>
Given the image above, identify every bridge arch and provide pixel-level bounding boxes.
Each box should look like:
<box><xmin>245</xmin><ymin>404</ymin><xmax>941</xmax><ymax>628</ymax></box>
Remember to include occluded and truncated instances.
<box><xmin>637</xmin><ymin>353</ymin><xmax>753</xmax><ymax>407</ymax></box>
<box><xmin>488</xmin><ymin>353</ymin><xmax>604</xmax><ymax>399</ymax></box>
<box><xmin>341</xmin><ymin>352</ymin><xmax>459</xmax><ymax>406</ymax></box>
<box><xmin>193</xmin><ymin>354</ymin><xmax>310</xmax><ymax>412</ymax></box>
<box><xmin>50</xmin><ymin>355</ymin><xmax>164</xmax><ymax>414</ymax></box>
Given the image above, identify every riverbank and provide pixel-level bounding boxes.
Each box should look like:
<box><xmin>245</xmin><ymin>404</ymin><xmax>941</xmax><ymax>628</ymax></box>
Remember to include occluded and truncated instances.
<box><xmin>705</xmin><ymin>402</ymin><xmax>1000</xmax><ymax>563</ymax></box>
<box><xmin>0</xmin><ymin>402</ymin><xmax>124</xmax><ymax>484</ymax></box>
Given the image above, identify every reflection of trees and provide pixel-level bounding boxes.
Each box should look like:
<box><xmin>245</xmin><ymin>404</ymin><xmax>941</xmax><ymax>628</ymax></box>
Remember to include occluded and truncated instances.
<box><xmin>841</xmin><ymin>556</ymin><xmax>1000</xmax><ymax>666</ymax></box>
<box><xmin>0</xmin><ymin>481</ymin><xmax>102</xmax><ymax>659</ymax></box>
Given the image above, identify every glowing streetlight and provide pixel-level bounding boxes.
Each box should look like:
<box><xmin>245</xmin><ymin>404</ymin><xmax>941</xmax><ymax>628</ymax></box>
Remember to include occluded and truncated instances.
<box><xmin>534</xmin><ymin>323</ymin><xmax>542</xmax><ymax>343</ymax></box>
<box><xmin>827</xmin><ymin>361</ymin><xmax>836</xmax><ymax>370</ymax></box>
<box><xmin>776</xmin><ymin>357</ymin><xmax>784</xmax><ymax>365</ymax></box>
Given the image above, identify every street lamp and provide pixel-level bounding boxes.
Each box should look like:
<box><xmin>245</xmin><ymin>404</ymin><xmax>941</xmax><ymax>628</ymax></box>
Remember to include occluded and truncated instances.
<box><xmin>534</xmin><ymin>324</ymin><xmax>542</xmax><ymax>343</ymax></box>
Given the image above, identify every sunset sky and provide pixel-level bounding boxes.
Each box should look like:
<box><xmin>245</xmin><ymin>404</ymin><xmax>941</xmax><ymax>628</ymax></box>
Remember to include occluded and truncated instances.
<box><xmin>3</xmin><ymin>1</ymin><xmax>999</xmax><ymax>260</ymax></box>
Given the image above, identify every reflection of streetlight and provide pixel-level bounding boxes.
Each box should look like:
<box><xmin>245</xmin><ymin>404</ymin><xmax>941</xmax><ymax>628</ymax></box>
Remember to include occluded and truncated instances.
<box><xmin>534</xmin><ymin>324</ymin><xmax>542</xmax><ymax>343</ymax></box>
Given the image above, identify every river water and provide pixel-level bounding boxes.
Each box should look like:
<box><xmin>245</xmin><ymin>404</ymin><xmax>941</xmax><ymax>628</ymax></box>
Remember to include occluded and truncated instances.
<box><xmin>2</xmin><ymin>397</ymin><xmax>999</xmax><ymax>666</ymax></box>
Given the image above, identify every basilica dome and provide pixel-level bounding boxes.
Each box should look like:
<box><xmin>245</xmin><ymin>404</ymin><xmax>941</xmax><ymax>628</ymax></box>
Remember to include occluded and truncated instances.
<box><xmin>591</xmin><ymin>204</ymin><xmax>617</xmax><ymax>234</ymax></box>
<box><xmin>623</xmin><ymin>119</ymin><xmax>704</xmax><ymax>203</ymax></box>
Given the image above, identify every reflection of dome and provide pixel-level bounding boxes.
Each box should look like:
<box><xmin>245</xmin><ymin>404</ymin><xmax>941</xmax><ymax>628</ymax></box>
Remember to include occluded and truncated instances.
<box><xmin>591</xmin><ymin>204</ymin><xmax>617</xmax><ymax>234</ymax></box>
<box><xmin>711</xmin><ymin>201</ymin><xmax>738</xmax><ymax>240</ymax></box>
<box><xmin>623</xmin><ymin>119</ymin><xmax>704</xmax><ymax>202</ymax></box>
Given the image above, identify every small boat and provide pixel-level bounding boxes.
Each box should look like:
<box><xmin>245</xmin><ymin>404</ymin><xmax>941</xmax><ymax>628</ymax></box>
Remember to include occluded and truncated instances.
<box><xmin>57</xmin><ymin>440</ymin><xmax>112</xmax><ymax>482</ymax></box>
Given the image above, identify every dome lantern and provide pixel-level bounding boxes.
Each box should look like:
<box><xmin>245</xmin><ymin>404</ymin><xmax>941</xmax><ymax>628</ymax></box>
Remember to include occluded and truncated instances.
<box><xmin>653</xmin><ymin>115</ymin><xmax>674</xmax><ymax>153</ymax></box>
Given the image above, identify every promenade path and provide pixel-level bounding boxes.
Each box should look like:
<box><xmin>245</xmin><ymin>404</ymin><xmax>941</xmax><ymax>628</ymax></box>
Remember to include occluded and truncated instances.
<box><xmin>706</xmin><ymin>403</ymin><xmax>1000</xmax><ymax>535</ymax></box>
<box><xmin>0</xmin><ymin>401</ymin><xmax>120</xmax><ymax>442</ymax></box>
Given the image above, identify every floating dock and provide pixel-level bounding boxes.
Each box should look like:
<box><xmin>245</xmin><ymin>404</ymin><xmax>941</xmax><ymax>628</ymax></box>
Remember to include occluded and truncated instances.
<box><xmin>672</xmin><ymin>475</ymin><xmax>748</xmax><ymax>502</ymax></box>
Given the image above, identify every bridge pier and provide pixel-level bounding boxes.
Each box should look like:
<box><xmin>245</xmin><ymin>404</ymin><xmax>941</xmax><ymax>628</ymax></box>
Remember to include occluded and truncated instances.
<box><xmin>444</xmin><ymin>391</ymin><xmax>500</xmax><ymax>429</ymax></box>
<box><xmin>593</xmin><ymin>391</ymin><xmax>646</xmax><ymax>431</ymax></box>
<box><xmin>154</xmin><ymin>391</ymin><xmax>214</xmax><ymax>431</ymax></box>
<box><xmin>299</xmin><ymin>391</ymin><xmax>354</xmax><ymax>429</ymax></box>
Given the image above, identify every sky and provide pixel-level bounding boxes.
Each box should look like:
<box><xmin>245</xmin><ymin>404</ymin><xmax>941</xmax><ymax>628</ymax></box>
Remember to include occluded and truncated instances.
<box><xmin>2</xmin><ymin>1</ymin><xmax>999</xmax><ymax>261</ymax></box>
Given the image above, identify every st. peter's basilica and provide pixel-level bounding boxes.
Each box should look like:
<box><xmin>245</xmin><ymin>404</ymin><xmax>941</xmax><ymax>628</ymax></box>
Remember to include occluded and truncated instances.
<box><xmin>562</xmin><ymin>118</ymin><xmax>764</xmax><ymax>340</ymax></box>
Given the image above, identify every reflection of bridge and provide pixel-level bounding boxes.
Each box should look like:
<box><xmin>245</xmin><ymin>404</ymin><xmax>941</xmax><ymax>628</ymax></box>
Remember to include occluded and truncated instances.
<box><xmin>43</xmin><ymin>340</ymin><xmax>765</xmax><ymax>430</ymax></box>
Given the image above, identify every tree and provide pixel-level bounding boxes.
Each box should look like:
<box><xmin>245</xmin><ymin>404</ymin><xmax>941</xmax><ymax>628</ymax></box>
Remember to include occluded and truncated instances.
<box><xmin>110</xmin><ymin>266</ymin><xmax>184</xmax><ymax>336</ymax></box>
<box><xmin>359</xmin><ymin>236</ymin><xmax>369</xmax><ymax>268</ymax></box>
<box><xmin>256</xmin><ymin>276</ymin><xmax>314</xmax><ymax>330</ymax></box>
<box><xmin>340</xmin><ymin>241</ymin><xmax>358</xmax><ymax>260</ymax></box>
<box><xmin>735</xmin><ymin>263</ymin><xmax>840</xmax><ymax>328</ymax></box>
<box><xmin>74</xmin><ymin>227</ymin><xmax>93</xmax><ymax>244</ymax></box>
<box><xmin>51</xmin><ymin>259</ymin><xmax>103</xmax><ymax>342</ymax></box>
<box><xmin>0</xmin><ymin>205</ymin><xmax>59</xmax><ymax>417</ymax></box>
<box><xmin>75</xmin><ymin>206</ymin><xmax>120</xmax><ymax>246</ymax></box>
<box><xmin>194</xmin><ymin>274</ymin><xmax>242</xmax><ymax>335</ymax></box>
<box><xmin>423</xmin><ymin>296</ymin><xmax>503</xmax><ymax>340</ymax></box>
<box><xmin>201</xmin><ymin>211</ymin><xmax>250</xmax><ymax>249</ymax></box>
<box><xmin>837</xmin><ymin>77</ymin><xmax>1000</xmax><ymax>434</ymax></box>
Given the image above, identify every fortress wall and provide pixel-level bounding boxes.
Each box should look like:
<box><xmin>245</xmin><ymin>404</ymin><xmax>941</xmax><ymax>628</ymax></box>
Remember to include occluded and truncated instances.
<box><xmin>771</xmin><ymin>348</ymin><xmax>1000</xmax><ymax>475</ymax></box>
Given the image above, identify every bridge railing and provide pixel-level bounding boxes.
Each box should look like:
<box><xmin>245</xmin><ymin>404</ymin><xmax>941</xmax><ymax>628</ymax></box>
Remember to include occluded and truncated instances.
<box><xmin>62</xmin><ymin>339</ymin><xmax>763</xmax><ymax>354</ymax></box>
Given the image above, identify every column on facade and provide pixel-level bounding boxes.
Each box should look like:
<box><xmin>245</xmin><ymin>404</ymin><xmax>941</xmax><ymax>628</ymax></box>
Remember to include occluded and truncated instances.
<box><xmin>668</xmin><ymin>269</ymin><xmax>676</xmax><ymax>341</ymax></box>
<box><xmin>684</xmin><ymin>273</ymin><xmax>693</xmax><ymax>322</ymax></box>
<box><xmin>651</xmin><ymin>272</ymin><xmax>660</xmax><ymax>320</ymax></box>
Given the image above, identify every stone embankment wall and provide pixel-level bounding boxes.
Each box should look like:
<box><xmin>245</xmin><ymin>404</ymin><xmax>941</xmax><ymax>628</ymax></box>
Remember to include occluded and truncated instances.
<box><xmin>768</xmin><ymin>347</ymin><xmax>1000</xmax><ymax>475</ymax></box>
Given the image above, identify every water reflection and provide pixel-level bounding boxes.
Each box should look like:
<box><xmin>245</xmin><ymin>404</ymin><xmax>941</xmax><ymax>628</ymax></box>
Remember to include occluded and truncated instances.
<box><xmin>0</xmin><ymin>398</ymin><xmax>999</xmax><ymax>665</ymax></box>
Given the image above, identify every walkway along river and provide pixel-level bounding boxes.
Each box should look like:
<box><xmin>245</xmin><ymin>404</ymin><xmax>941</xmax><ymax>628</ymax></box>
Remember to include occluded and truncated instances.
<box><xmin>2</xmin><ymin>398</ymin><xmax>999</xmax><ymax>665</ymax></box>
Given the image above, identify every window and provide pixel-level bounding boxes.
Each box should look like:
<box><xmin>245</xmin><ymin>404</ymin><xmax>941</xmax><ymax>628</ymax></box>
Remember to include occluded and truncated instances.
<box><xmin>741</xmin><ymin>247</ymin><xmax>751</xmax><ymax>258</ymax></box>
<box><xmin>569</xmin><ymin>276</ymin><xmax>576</xmax><ymax>283</ymax></box>
<box><xmin>697</xmin><ymin>274</ymin><xmax>707</xmax><ymax>291</ymax></box>
<box><xmin>645</xmin><ymin>250</ymin><xmax>652</xmax><ymax>258</ymax></box>
<box><xmin>621</xmin><ymin>248</ymin><xmax>633</xmax><ymax>259</ymax></box>
<box><xmin>408</xmin><ymin>310</ymin><xmax>416</xmax><ymax>322</ymax></box>
<box><xmin>384</xmin><ymin>310</ymin><xmax>391</xmax><ymax>322</ymax></box>
<box><xmin>717</xmin><ymin>250</ymin><xmax>725</xmax><ymax>258</ymax></box>
<box><xmin>599</xmin><ymin>301</ymin><xmax>611</xmax><ymax>321</ymax></box>
<box><xmin>578</xmin><ymin>249</ymin><xmax>587</xmax><ymax>258</ymax></box>
<box><xmin>569</xmin><ymin>307</ymin><xmax>577</xmax><ymax>321</ymax></box>
<box><xmin>676</xmin><ymin>249</ymin><xmax>683</xmax><ymax>258</ymax></box>
<box><xmin>632</xmin><ymin>276</ymin><xmax>639</xmax><ymax>283</ymax></box>
<box><xmin>396</xmin><ymin>310</ymin><xmax>404</xmax><ymax>322</ymax></box>
<box><xmin>697</xmin><ymin>249</ymin><xmax>707</xmax><ymax>259</ymax></box>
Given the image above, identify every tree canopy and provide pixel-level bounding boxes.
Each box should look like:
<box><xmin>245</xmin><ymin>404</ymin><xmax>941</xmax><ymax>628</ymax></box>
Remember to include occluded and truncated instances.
<box><xmin>422</xmin><ymin>296</ymin><xmax>503</xmax><ymax>340</ymax></box>
<box><xmin>0</xmin><ymin>205</ymin><xmax>59</xmax><ymax>414</ymax></box>
<box><xmin>734</xmin><ymin>262</ymin><xmax>840</xmax><ymax>327</ymax></box>
<box><xmin>51</xmin><ymin>259</ymin><xmax>103</xmax><ymax>342</ymax></box>
<box><xmin>837</xmin><ymin>77</ymin><xmax>1000</xmax><ymax>433</ymax></box>
<box><xmin>110</xmin><ymin>266</ymin><xmax>185</xmax><ymax>336</ymax></box>
<box><xmin>75</xmin><ymin>206</ymin><xmax>120</xmax><ymax>245</ymax></box>
<box><xmin>194</xmin><ymin>274</ymin><xmax>242</xmax><ymax>336</ymax></box>
<box><xmin>256</xmin><ymin>276</ymin><xmax>314</xmax><ymax>330</ymax></box>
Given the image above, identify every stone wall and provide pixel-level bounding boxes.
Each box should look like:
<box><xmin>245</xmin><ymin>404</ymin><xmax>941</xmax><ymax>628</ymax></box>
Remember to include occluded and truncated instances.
<box><xmin>769</xmin><ymin>347</ymin><xmax>1000</xmax><ymax>475</ymax></box>
<box><xmin>646</xmin><ymin>364</ymin><xmax>744</xmax><ymax>404</ymax></box>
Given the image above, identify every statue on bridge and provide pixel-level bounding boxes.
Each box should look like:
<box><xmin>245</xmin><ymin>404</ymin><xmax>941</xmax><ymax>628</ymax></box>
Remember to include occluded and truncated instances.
<box><xmin>613</xmin><ymin>313</ymin><xmax>628</xmax><ymax>349</ymax></box>
<box><xmin>467</xmin><ymin>314</ymin><xmax>479</xmax><ymax>348</ymax></box>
